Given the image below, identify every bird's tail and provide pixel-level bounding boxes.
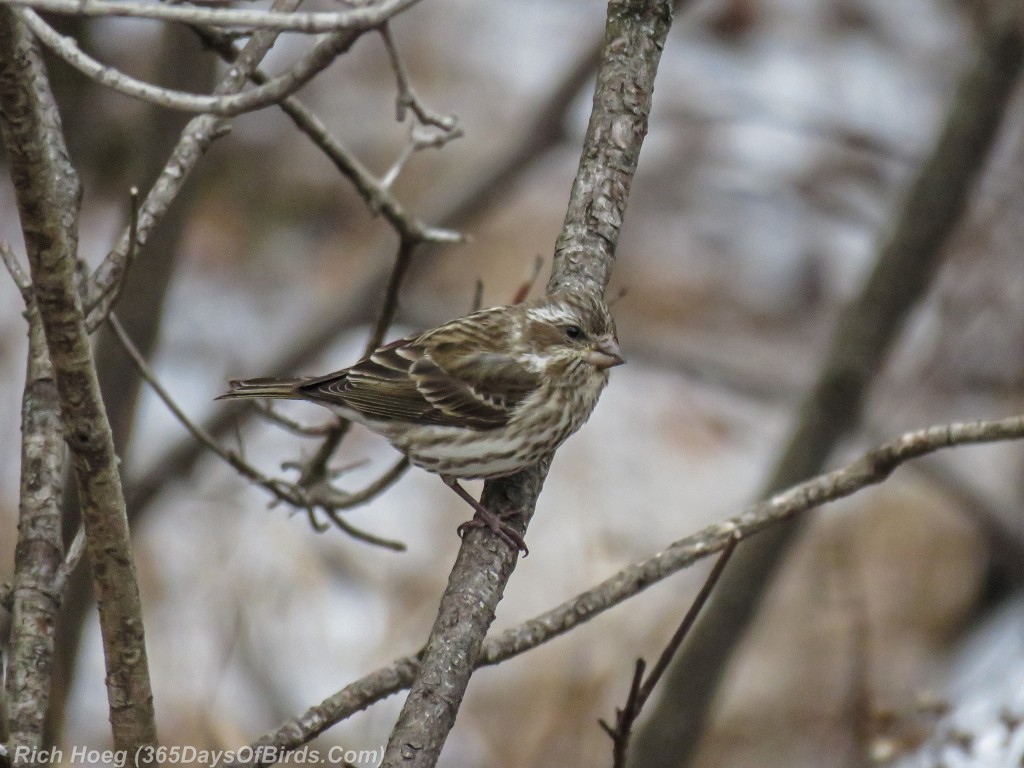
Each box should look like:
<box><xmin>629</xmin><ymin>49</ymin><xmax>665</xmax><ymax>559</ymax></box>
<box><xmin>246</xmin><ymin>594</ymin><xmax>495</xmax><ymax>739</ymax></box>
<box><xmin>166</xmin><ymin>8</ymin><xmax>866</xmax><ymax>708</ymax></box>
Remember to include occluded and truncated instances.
<box><xmin>216</xmin><ymin>377</ymin><xmax>306</xmax><ymax>401</ymax></box>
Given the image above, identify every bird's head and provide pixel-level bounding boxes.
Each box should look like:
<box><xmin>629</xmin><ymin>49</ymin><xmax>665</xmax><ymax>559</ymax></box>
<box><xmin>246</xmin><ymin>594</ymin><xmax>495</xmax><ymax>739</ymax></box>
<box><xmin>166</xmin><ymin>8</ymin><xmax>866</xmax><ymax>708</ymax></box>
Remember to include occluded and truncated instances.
<box><xmin>520</xmin><ymin>292</ymin><xmax>624</xmax><ymax>381</ymax></box>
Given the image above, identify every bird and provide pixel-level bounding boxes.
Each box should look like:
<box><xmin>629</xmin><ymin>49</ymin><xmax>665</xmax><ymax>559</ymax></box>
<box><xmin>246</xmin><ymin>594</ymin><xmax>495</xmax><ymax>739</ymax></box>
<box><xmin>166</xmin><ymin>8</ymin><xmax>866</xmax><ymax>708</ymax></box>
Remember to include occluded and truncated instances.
<box><xmin>217</xmin><ymin>290</ymin><xmax>624</xmax><ymax>552</ymax></box>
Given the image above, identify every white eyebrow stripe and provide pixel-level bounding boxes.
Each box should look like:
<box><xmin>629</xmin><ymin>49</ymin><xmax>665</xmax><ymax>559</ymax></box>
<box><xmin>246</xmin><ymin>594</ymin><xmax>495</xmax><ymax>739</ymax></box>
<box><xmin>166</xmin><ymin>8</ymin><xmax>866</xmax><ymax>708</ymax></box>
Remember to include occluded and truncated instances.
<box><xmin>527</xmin><ymin>305</ymin><xmax>573</xmax><ymax>324</ymax></box>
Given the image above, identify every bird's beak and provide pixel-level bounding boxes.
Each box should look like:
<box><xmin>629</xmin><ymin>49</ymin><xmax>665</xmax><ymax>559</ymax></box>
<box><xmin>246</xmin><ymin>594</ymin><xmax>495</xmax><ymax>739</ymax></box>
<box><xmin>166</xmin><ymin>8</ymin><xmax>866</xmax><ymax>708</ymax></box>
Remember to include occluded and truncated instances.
<box><xmin>587</xmin><ymin>336</ymin><xmax>625</xmax><ymax>370</ymax></box>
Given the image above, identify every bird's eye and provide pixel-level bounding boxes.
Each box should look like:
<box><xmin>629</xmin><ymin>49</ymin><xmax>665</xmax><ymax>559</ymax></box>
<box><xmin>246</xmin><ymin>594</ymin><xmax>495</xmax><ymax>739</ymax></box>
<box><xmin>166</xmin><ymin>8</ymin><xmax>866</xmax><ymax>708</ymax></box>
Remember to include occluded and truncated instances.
<box><xmin>564</xmin><ymin>325</ymin><xmax>584</xmax><ymax>340</ymax></box>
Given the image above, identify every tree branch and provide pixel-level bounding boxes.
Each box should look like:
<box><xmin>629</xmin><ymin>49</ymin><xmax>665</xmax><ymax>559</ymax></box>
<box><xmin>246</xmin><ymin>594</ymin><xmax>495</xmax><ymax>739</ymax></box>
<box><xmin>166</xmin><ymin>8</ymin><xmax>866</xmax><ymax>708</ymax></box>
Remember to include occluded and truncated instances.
<box><xmin>44</xmin><ymin>7</ymin><xmax>305</xmax><ymax>742</ymax></box>
<box><xmin>377</xmin><ymin>2</ymin><xmax>674</xmax><ymax>766</ymax></box>
<box><xmin>3</xmin><ymin>289</ymin><xmax>67</xmax><ymax>758</ymax></box>
<box><xmin>600</xmin><ymin>536</ymin><xmax>739</xmax><ymax>768</ymax></box>
<box><xmin>4</xmin><ymin>0</ymin><xmax>422</xmax><ymax>33</ymax></box>
<box><xmin>379</xmin><ymin>23</ymin><xmax>456</xmax><ymax>132</ymax></box>
<box><xmin>0</xmin><ymin>8</ymin><xmax>157</xmax><ymax>753</ymax></box>
<box><xmin>125</xmin><ymin>2</ymin><xmax>623</xmax><ymax>526</ymax></box>
<box><xmin>194</xmin><ymin>24</ymin><xmax>462</xmax><ymax>243</ymax></box>
<box><xmin>83</xmin><ymin>0</ymin><xmax>306</xmax><ymax>329</ymax></box>
<box><xmin>238</xmin><ymin>412</ymin><xmax>1024</xmax><ymax>759</ymax></box>
<box><xmin>108</xmin><ymin>314</ymin><xmax>407</xmax><ymax>550</ymax></box>
<box><xmin>21</xmin><ymin>8</ymin><xmax>366</xmax><ymax>116</ymax></box>
<box><xmin>629</xmin><ymin>1</ymin><xmax>1024</xmax><ymax>764</ymax></box>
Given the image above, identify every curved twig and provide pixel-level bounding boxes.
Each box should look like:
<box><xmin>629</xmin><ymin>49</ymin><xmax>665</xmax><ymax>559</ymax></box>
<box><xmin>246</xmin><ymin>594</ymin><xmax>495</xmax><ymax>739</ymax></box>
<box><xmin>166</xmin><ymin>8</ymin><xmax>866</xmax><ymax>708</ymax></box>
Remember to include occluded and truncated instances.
<box><xmin>0</xmin><ymin>241</ymin><xmax>31</xmax><ymax>299</ymax></box>
<box><xmin>5</xmin><ymin>0</ymin><xmax>422</xmax><ymax>33</ymax></box>
<box><xmin>108</xmin><ymin>313</ymin><xmax>408</xmax><ymax>551</ymax></box>
<box><xmin>379</xmin><ymin>23</ymin><xmax>456</xmax><ymax>131</ymax></box>
<box><xmin>22</xmin><ymin>9</ymin><xmax>362</xmax><ymax>116</ymax></box>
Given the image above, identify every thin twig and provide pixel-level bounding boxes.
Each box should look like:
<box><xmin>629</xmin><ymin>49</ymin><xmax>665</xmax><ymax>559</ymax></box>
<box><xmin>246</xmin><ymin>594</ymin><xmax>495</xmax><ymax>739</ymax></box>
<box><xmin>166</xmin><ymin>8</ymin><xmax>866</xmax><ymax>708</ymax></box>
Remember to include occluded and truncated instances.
<box><xmin>364</xmin><ymin>238</ymin><xmax>416</xmax><ymax>357</ymax></box>
<box><xmin>235</xmin><ymin>412</ymin><xmax>1024</xmax><ymax>762</ymax></box>
<box><xmin>21</xmin><ymin>8</ymin><xmax>363</xmax><ymax>116</ymax></box>
<box><xmin>292</xmin><ymin>238</ymin><xmax>418</xmax><ymax>496</ymax></box>
<box><xmin>253</xmin><ymin>403</ymin><xmax>337</xmax><ymax>437</ymax></box>
<box><xmin>191</xmin><ymin>25</ymin><xmax>461</xmax><ymax>244</ymax></box>
<box><xmin>83</xmin><ymin>0</ymin><xmax>305</xmax><ymax>324</ymax></box>
<box><xmin>379</xmin><ymin>23</ymin><xmax>457</xmax><ymax>131</ymax></box>
<box><xmin>379</xmin><ymin>121</ymin><xmax>466</xmax><ymax>191</ymax></box>
<box><xmin>108</xmin><ymin>313</ymin><xmax>407</xmax><ymax>550</ymax></box>
<box><xmin>511</xmin><ymin>255</ymin><xmax>544</xmax><ymax>305</ymax></box>
<box><xmin>600</xmin><ymin>535</ymin><xmax>739</xmax><ymax>768</ymax></box>
<box><xmin>470</xmin><ymin>279</ymin><xmax>484</xmax><ymax>312</ymax></box>
<box><xmin>323</xmin><ymin>457</ymin><xmax>410</xmax><ymax>508</ymax></box>
<box><xmin>6</xmin><ymin>0</ymin><xmax>423</xmax><ymax>33</ymax></box>
<box><xmin>52</xmin><ymin>527</ymin><xmax>86</xmax><ymax>597</ymax></box>
<box><xmin>84</xmin><ymin>187</ymin><xmax>139</xmax><ymax>327</ymax></box>
<box><xmin>0</xmin><ymin>241</ymin><xmax>32</xmax><ymax>300</ymax></box>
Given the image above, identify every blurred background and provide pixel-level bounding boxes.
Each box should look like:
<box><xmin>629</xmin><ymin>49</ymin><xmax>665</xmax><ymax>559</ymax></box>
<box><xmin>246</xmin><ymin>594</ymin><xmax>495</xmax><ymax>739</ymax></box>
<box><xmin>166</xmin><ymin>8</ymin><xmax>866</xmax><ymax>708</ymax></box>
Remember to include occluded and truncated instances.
<box><xmin>2</xmin><ymin>0</ymin><xmax>1024</xmax><ymax>766</ymax></box>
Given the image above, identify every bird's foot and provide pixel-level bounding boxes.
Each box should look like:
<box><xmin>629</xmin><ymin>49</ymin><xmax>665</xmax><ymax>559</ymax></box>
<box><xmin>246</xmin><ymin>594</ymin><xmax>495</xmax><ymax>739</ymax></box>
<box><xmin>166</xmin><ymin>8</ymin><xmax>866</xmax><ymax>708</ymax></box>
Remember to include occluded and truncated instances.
<box><xmin>456</xmin><ymin>510</ymin><xmax>528</xmax><ymax>556</ymax></box>
<box><xmin>444</xmin><ymin>476</ymin><xmax>529</xmax><ymax>555</ymax></box>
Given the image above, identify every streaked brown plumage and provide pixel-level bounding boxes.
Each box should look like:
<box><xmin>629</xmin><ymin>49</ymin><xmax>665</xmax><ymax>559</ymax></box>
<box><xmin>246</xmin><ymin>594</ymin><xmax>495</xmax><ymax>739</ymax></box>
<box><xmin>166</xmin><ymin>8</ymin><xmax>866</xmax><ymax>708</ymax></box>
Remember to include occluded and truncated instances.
<box><xmin>217</xmin><ymin>291</ymin><xmax>623</xmax><ymax>551</ymax></box>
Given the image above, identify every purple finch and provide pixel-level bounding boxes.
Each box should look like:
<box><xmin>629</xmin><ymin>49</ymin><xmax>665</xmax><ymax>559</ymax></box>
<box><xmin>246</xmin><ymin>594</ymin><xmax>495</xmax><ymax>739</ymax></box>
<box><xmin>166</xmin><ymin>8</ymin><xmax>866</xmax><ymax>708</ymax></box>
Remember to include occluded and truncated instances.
<box><xmin>217</xmin><ymin>291</ymin><xmax>623</xmax><ymax>552</ymax></box>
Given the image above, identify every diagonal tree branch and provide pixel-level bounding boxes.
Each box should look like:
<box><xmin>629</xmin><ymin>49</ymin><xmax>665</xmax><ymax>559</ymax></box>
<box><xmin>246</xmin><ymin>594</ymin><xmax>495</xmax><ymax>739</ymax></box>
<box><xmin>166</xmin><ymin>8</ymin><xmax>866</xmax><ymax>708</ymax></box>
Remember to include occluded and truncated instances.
<box><xmin>0</xmin><ymin>8</ymin><xmax>157</xmax><ymax>754</ymax></box>
<box><xmin>3</xmin><ymin>287</ymin><xmax>67</xmax><ymax>758</ymax></box>
<box><xmin>377</xmin><ymin>2</ymin><xmax>675</xmax><ymax>767</ymax></box>
<box><xmin>238</xmin><ymin>412</ymin><xmax>1024</xmax><ymax>759</ymax></box>
<box><xmin>628</xmin><ymin>2</ymin><xmax>1024</xmax><ymax>765</ymax></box>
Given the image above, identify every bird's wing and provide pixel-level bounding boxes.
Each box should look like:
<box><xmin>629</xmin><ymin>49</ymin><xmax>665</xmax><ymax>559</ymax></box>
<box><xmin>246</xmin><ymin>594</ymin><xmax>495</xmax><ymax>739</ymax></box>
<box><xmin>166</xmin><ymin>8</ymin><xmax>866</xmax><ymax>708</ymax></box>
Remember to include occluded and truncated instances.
<box><xmin>298</xmin><ymin>333</ymin><xmax>542</xmax><ymax>429</ymax></box>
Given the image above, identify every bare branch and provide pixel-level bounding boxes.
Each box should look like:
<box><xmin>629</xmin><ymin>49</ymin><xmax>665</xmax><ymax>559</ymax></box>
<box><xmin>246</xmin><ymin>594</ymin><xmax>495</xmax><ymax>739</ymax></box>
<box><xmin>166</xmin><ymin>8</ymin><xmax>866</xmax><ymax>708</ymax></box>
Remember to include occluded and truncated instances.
<box><xmin>22</xmin><ymin>8</ymin><xmax>365</xmax><ymax>116</ymax></box>
<box><xmin>364</xmin><ymin>239</ymin><xmax>416</xmax><ymax>357</ymax></box>
<box><xmin>378</xmin><ymin>1</ymin><xmax>675</xmax><ymax>765</ymax></box>
<box><xmin>630</xmin><ymin>3</ymin><xmax>1024</xmax><ymax>764</ymax></box>
<box><xmin>0</xmin><ymin>8</ymin><xmax>157</xmax><ymax>753</ymax></box>
<box><xmin>83</xmin><ymin>0</ymin><xmax>306</xmax><ymax>327</ymax></box>
<box><xmin>379</xmin><ymin>122</ymin><xmax>465</xmax><ymax>191</ymax></box>
<box><xmin>80</xmin><ymin>187</ymin><xmax>138</xmax><ymax>331</ymax></box>
<box><xmin>239</xmin><ymin>413</ymin><xmax>1024</xmax><ymax>760</ymax></box>
<box><xmin>4</xmin><ymin>291</ymin><xmax>66</xmax><ymax>755</ymax></box>
<box><xmin>316</xmin><ymin>500</ymin><xmax>408</xmax><ymax>551</ymax></box>
<box><xmin>379</xmin><ymin>23</ymin><xmax>457</xmax><ymax>131</ymax></box>
<box><xmin>192</xmin><ymin>26</ymin><xmax>462</xmax><ymax>245</ymax></box>
<box><xmin>109</xmin><ymin>314</ymin><xmax>406</xmax><ymax>550</ymax></box>
<box><xmin>253</xmin><ymin>404</ymin><xmax>337</xmax><ymax>438</ymax></box>
<box><xmin>289</xmin><ymin>238</ymin><xmax>417</xmax><ymax>505</ymax></box>
<box><xmin>470</xmin><ymin>279</ymin><xmax>484</xmax><ymax>312</ymax></box>
<box><xmin>319</xmin><ymin>457</ymin><xmax>410</xmax><ymax>511</ymax></box>
<box><xmin>5</xmin><ymin>0</ymin><xmax>423</xmax><ymax>33</ymax></box>
<box><xmin>601</xmin><ymin>536</ymin><xmax>739</xmax><ymax>768</ymax></box>
<box><xmin>0</xmin><ymin>241</ymin><xmax>31</xmax><ymax>301</ymax></box>
<box><xmin>511</xmin><ymin>255</ymin><xmax>544</xmax><ymax>305</ymax></box>
<box><xmin>52</xmin><ymin>527</ymin><xmax>86</xmax><ymax>598</ymax></box>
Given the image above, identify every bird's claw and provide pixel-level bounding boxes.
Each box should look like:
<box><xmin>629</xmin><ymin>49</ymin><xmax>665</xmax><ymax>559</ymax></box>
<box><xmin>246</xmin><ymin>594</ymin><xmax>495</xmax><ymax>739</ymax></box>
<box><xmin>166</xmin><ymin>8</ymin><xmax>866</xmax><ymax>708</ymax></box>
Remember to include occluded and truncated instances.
<box><xmin>457</xmin><ymin>514</ymin><xmax>529</xmax><ymax>556</ymax></box>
